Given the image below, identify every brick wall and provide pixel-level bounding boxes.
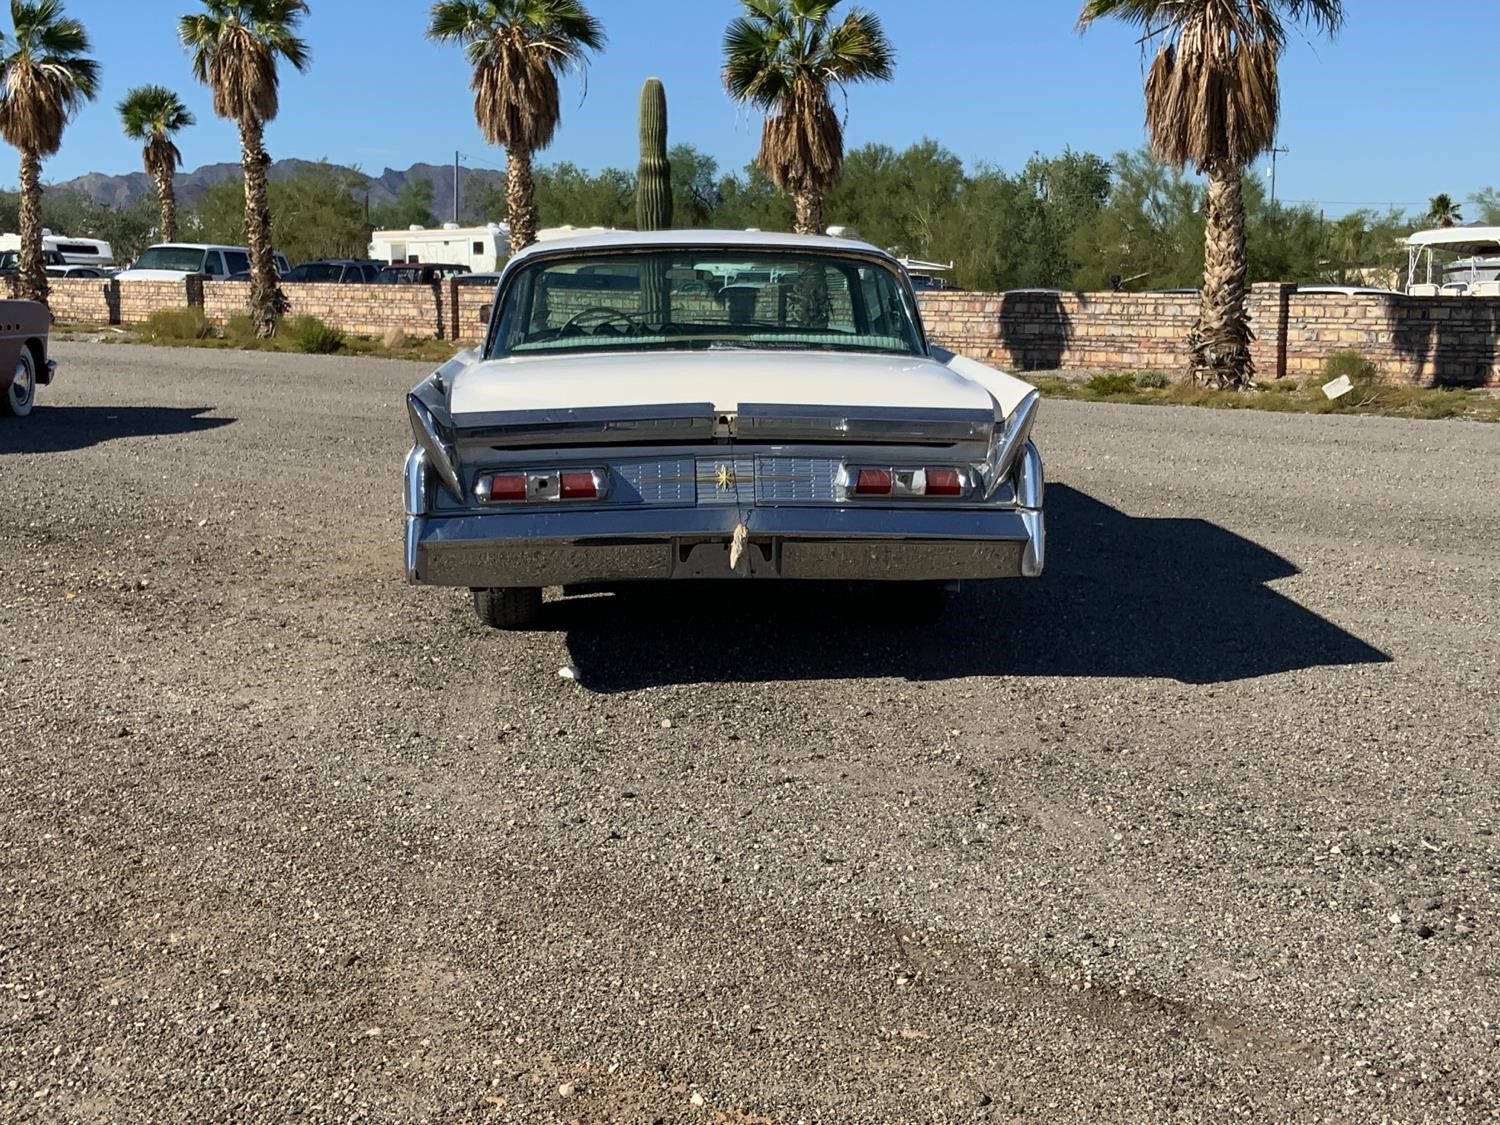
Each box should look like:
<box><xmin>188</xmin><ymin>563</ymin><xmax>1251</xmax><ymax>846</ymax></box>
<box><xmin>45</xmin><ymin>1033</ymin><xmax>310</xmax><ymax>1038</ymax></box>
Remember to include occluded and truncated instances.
<box><xmin>917</xmin><ymin>284</ymin><xmax>1500</xmax><ymax>388</ymax></box>
<box><xmin>204</xmin><ymin>280</ymin><xmax>450</xmax><ymax>339</ymax></box>
<box><xmin>117</xmin><ymin>280</ymin><xmax>198</xmax><ymax>325</ymax></box>
<box><xmin>456</xmin><ymin>283</ymin><xmax>496</xmax><ymax>343</ymax></box>
<box><xmin>29</xmin><ymin>273</ymin><xmax>1500</xmax><ymax>389</ymax></box>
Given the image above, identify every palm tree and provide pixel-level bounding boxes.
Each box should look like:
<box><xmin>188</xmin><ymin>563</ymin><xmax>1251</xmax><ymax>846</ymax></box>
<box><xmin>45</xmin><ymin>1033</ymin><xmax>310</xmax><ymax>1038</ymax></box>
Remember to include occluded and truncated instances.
<box><xmin>1427</xmin><ymin>194</ymin><xmax>1462</xmax><ymax>229</ymax></box>
<box><xmin>1078</xmin><ymin>0</ymin><xmax>1343</xmax><ymax>388</ymax></box>
<box><xmin>427</xmin><ymin>0</ymin><xmax>605</xmax><ymax>254</ymax></box>
<box><xmin>0</xmin><ymin>0</ymin><xmax>98</xmax><ymax>304</ymax></box>
<box><xmin>119</xmin><ymin>86</ymin><xmax>195</xmax><ymax>243</ymax></box>
<box><xmin>722</xmin><ymin>0</ymin><xmax>894</xmax><ymax>236</ymax></box>
<box><xmin>179</xmin><ymin>0</ymin><xmax>309</xmax><ymax>338</ymax></box>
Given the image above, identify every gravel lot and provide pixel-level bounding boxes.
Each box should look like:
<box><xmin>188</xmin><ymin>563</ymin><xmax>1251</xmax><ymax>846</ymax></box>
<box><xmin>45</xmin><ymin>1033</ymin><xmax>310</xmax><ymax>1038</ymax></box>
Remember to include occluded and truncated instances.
<box><xmin>2</xmin><ymin>341</ymin><xmax>1497</xmax><ymax>1123</ymax></box>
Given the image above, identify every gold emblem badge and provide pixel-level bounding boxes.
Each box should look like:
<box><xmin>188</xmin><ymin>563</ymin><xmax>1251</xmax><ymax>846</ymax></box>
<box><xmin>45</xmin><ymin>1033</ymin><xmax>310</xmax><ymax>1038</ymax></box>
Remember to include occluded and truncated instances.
<box><xmin>714</xmin><ymin>464</ymin><xmax>735</xmax><ymax>491</ymax></box>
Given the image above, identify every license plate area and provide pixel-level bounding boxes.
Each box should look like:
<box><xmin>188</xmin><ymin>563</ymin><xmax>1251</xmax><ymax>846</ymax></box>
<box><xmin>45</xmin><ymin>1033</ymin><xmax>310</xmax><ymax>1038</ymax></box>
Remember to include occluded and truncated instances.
<box><xmin>671</xmin><ymin>538</ymin><xmax>780</xmax><ymax>578</ymax></box>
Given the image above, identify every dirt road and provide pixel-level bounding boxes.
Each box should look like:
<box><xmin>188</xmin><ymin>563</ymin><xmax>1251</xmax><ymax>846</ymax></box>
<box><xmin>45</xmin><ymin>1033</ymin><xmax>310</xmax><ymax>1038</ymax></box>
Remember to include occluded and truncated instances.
<box><xmin>2</xmin><ymin>342</ymin><xmax>1497</xmax><ymax>1122</ymax></box>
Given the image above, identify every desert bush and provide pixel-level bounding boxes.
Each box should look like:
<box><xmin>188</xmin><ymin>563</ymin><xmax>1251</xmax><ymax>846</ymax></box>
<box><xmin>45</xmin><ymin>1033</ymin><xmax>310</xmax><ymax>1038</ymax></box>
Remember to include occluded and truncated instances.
<box><xmin>1262</xmin><ymin>378</ymin><xmax>1301</xmax><ymax>394</ymax></box>
<box><xmin>1134</xmin><ymin>370</ymin><xmax>1170</xmax><ymax>389</ymax></box>
<box><xmin>223</xmin><ymin>314</ymin><xmax>255</xmax><ymax>341</ymax></box>
<box><xmin>1322</xmin><ymin>349</ymin><xmax>1379</xmax><ymax>386</ymax></box>
<box><xmin>142</xmin><ymin>306</ymin><xmax>210</xmax><ymax>341</ymax></box>
<box><xmin>289</xmin><ymin>315</ymin><xmax>345</xmax><ymax>354</ymax></box>
<box><xmin>1085</xmin><ymin>372</ymin><xmax>1138</xmax><ymax>396</ymax></box>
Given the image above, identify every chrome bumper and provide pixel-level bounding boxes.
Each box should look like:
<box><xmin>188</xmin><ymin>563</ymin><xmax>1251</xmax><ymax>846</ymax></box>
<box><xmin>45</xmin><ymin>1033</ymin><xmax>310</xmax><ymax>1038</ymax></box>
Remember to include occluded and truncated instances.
<box><xmin>405</xmin><ymin>443</ymin><xmax>1045</xmax><ymax>588</ymax></box>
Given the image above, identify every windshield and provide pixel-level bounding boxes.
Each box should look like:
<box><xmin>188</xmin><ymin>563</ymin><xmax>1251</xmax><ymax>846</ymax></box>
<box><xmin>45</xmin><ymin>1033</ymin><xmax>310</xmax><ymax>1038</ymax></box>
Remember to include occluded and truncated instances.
<box><xmin>490</xmin><ymin>249</ymin><xmax>924</xmax><ymax>357</ymax></box>
<box><xmin>133</xmin><ymin>246</ymin><xmax>207</xmax><ymax>272</ymax></box>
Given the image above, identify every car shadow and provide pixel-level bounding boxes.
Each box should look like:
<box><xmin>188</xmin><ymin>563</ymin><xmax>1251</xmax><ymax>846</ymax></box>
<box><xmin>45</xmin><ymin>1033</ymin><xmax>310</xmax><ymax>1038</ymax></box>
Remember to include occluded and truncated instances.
<box><xmin>553</xmin><ymin>485</ymin><xmax>1390</xmax><ymax>691</ymax></box>
<box><xmin>0</xmin><ymin>405</ymin><xmax>234</xmax><ymax>455</ymax></box>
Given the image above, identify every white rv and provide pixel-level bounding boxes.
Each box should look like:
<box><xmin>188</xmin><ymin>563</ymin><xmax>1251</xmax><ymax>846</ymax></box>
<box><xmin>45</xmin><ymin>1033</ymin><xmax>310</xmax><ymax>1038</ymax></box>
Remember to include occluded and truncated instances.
<box><xmin>369</xmin><ymin>223</ymin><xmax>614</xmax><ymax>273</ymax></box>
<box><xmin>370</xmin><ymin>224</ymin><xmax>509</xmax><ymax>273</ymax></box>
<box><xmin>0</xmin><ymin>230</ymin><xmax>114</xmax><ymax>267</ymax></box>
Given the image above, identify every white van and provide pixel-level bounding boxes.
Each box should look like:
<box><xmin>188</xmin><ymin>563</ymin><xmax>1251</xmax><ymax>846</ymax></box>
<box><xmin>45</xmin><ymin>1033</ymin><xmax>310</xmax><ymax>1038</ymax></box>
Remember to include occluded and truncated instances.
<box><xmin>0</xmin><ymin>231</ymin><xmax>115</xmax><ymax>267</ymax></box>
<box><xmin>115</xmin><ymin>243</ymin><xmax>290</xmax><ymax>281</ymax></box>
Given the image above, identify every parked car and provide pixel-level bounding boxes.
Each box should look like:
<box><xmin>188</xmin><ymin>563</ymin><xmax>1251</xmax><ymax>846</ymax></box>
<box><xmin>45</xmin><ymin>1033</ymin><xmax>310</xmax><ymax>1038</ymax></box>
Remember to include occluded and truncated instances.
<box><xmin>403</xmin><ymin>229</ymin><xmax>1044</xmax><ymax>629</ymax></box>
<box><xmin>0</xmin><ymin>299</ymin><xmax>55</xmax><ymax>418</ymax></box>
<box><xmin>284</xmin><ymin>259</ymin><xmax>383</xmax><ymax>283</ymax></box>
<box><xmin>45</xmin><ymin>264</ymin><xmax>111</xmax><ymax>279</ymax></box>
<box><xmin>0</xmin><ymin>249</ymin><xmax>68</xmax><ymax>274</ymax></box>
<box><xmin>453</xmin><ymin>271</ymin><xmax>502</xmax><ymax>287</ymax></box>
<box><xmin>377</xmin><ymin>262</ymin><xmax>471</xmax><ymax>284</ymax></box>
<box><xmin>116</xmin><ymin>243</ymin><xmax>289</xmax><ymax>281</ymax></box>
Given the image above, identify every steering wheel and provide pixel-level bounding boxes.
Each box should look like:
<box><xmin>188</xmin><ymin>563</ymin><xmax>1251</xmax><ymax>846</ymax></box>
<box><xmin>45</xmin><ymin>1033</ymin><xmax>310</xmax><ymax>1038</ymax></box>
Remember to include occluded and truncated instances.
<box><xmin>560</xmin><ymin>306</ymin><xmax>644</xmax><ymax>336</ymax></box>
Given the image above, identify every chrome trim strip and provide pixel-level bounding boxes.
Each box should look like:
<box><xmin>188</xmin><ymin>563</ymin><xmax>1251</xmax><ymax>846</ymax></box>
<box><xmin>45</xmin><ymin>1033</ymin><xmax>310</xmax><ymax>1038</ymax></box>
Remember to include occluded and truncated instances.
<box><xmin>404</xmin><ymin>515</ymin><xmax>421</xmax><ymax>583</ymax></box>
<box><xmin>1016</xmin><ymin>440</ymin><xmax>1044</xmax><ymax>510</ymax></box>
<box><xmin>406</xmin><ymin>394</ymin><xmax>463</xmax><ymax>502</ymax></box>
<box><xmin>1020</xmin><ymin>509</ymin><xmax>1045</xmax><ymax>577</ymax></box>
<box><xmin>990</xmin><ymin>390</ymin><xmax>1041</xmax><ymax>486</ymax></box>
<box><xmin>737</xmin><ymin>402</ymin><xmax>993</xmax><ymax>445</ymax></box>
<box><xmin>404</xmin><ymin>446</ymin><xmax>430</xmax><ymax>516</ymax></box>
<box><xmin>452</xmin><ymin>403</ymin><xmax>718</xmax><ymax>447</ymax></box>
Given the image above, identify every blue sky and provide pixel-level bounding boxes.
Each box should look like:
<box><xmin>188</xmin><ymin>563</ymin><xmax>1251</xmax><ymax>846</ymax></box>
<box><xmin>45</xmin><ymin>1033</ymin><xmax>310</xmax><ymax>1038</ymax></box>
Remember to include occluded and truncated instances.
<box><xmin>35</xmin><ymin>0</ymin><xmax>1500</xmax><ymax>218</ymax></box>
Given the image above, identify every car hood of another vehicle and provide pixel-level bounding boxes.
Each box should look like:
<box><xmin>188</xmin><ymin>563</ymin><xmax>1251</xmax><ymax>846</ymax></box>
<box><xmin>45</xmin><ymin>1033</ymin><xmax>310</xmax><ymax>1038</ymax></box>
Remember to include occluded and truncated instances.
<box><xmin>114</xmin><ymin>268</ymin><xmax>198</xmax><ymax>281</ymax></box>
<box><xmin>448</xmin><ymin>348</ymin><xmax>1006</xmax><ymax>422</ymax></box>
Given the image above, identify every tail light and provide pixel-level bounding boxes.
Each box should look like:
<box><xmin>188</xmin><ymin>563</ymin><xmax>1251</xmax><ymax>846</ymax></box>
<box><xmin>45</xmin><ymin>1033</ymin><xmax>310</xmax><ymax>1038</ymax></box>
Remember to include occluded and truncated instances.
<box><xmin>843</xmin><ymin>466</ymin><xmax>970</xmax><ymax>500</ymax></box>
<box><xmin>477</xmin><ymin>468</ymin><xmax>610</xmax><ymax>504</ymax></box>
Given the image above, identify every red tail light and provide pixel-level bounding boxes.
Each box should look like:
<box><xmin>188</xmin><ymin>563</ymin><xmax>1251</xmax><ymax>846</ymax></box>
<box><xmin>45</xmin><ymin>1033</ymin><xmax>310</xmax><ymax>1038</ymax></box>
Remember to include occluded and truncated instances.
<box><xmin>484</xmin><ymin>473</ymin><xmax>527</xmax><ymax>502</ymax></box>
<box><xmin>924</xmin><ymin>469</ymin><xmax>963</xmax><ymax>496</ymax></box>
<box><xmin>478</xmin><ymin>468</ymin><xmax>609</xmax><ymax>504</ymax></box>
<box><xmin>559</xmin><ymin>471</ymin><xmax>599</xmax><ymax>499</ymax></box>
<box><xmin>845</xmin><ymin>465</ymin><xmax>968</xmax><ymax>500</ymax></box>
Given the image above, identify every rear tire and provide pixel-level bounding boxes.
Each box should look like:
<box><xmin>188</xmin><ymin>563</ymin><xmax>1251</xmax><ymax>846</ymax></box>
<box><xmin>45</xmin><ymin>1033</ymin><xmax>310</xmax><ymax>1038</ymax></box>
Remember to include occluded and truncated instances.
<box><xmin>472</xmin><ymin>586</ymin><xmax>543</xmax><ymax>630</ymax></box>
<box><xmin>2</xmin><ymin>349</ymin><xmax>35</xmax><ymax>418</ymax></box>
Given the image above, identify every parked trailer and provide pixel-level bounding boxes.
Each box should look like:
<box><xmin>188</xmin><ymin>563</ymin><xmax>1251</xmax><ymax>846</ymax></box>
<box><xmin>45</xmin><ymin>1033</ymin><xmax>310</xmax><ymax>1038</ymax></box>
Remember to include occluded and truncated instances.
<box><xmin>0</xmin><ymin>231</ymin><xmax>115</xmax><ymax>268</ymax></box>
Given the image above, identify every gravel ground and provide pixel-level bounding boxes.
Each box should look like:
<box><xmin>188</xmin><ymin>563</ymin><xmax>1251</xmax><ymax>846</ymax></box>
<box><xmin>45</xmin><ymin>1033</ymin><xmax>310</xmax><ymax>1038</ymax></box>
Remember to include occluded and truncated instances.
<box><xmin>2</xmin><ymin>341</ymin><xmax>1498</xmax><ymax>1123</ymax></box>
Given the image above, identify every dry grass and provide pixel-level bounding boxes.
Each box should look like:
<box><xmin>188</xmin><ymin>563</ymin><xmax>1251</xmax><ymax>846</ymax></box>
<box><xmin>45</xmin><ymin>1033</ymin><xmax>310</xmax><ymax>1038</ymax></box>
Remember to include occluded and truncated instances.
<box><xmin>57</xmin><ymin>321</ymin><xmax>460</xmax><ymax>364</ymax></box>
<box><xmin>1030</xmin><ymin>374</ymin><xmax>1500</xmax><ymax>423</ymax></box>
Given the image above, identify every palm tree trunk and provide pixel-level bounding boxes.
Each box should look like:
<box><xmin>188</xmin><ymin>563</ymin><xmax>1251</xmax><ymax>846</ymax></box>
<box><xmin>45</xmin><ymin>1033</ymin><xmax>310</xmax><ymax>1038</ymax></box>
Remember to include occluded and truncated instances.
<box><xmin>1189</xmin><ymin>164</ymin><xmax>1253</xmax><ymax>388</ymax></box>
<box><xmin>239</xmin><ymin>118</ymin><xmax>286</xmax><ymax>339</ymax></box>
<box><xmin>16</xmin><ymin>149</ymin><xmax>48</xmax><ymax>305</ymax></box>
<box><xmin>152</xmin><ymin>157</ymin><xmax>179</xmax><ymax>243</ymax></box>
<box><xmin>506</xmin><ymin>148</ymin><xmax>539</xmax><ymax>254</ymax></box>
<box><xmin>793</xmin><ymin>189</ymin><xmax>824</xmax><ymax>236</ymax></box>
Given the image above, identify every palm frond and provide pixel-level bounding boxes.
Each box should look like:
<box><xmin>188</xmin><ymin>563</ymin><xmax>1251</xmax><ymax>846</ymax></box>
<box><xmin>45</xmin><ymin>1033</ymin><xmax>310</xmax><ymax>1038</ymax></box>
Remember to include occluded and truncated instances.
<box><xmin>0</xmin><ymin>0</ymin><xmax>98</xmax><ymax>156</ymax></box>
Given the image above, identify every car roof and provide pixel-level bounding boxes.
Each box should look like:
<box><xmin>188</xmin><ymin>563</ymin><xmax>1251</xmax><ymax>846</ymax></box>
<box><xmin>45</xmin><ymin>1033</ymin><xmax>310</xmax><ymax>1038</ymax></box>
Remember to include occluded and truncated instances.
<box><xmin>506</xmin><ymin>228</ymin><xmax>896</xmax><ymax>266</ymax></box>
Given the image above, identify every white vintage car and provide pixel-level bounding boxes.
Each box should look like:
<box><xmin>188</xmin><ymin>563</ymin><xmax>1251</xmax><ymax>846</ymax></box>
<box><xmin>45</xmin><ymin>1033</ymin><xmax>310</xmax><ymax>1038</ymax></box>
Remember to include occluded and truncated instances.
<box><xmin>404</xmin><ymin>230</ymin><xmax>1043</xmax><ymax>628</ymax></box>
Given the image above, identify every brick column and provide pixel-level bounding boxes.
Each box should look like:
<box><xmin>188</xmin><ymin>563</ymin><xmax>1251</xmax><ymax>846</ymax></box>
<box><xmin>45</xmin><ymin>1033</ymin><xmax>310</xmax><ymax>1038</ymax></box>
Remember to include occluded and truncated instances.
<box><xmin>1247</xmin><ymin>282</ymin><xmax>1295</xmax><ymax>381</ymax></box>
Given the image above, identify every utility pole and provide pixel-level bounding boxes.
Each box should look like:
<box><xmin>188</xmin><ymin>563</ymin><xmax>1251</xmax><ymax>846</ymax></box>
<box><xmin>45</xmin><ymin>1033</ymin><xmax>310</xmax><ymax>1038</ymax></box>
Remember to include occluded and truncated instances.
<box><xmin>1268</xmin><ymin>143</ymin><xmax>1290</xmax><ymax>205</ymax></box>
<box><xmin>453</xmin><ymin>150</ymin><xmax>461</xmax><ymax>225</ymax></box>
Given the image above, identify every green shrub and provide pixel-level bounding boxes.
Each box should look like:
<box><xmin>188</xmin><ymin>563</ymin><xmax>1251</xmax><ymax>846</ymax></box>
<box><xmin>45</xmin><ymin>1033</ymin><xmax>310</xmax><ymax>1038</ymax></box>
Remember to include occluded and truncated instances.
<box><xmin>1085</xmin><ymin>373</ymin><xmax>1138</xmax><ymax>396</ymax></box>
<box><xmin>1322</xmin><ymin>349</ymin><xmax>1379</xmax><ymax>386</ymax></box>
<box><xmin>289</xmin><ymin>315</ymin><xmax>345</xmax><ymax>354</ymax></box>
<box><xmin>224</xmin><ymin>314</ymin><xmax>255</xmax><ymax>341</ymax></box>
<box><xmin>1134</xmin><ymin>370</ymin><xmax>1170</xmax><ymax>389</ymax></box>
<box><xmin>143</xmin><ymin>306</ymin><xmax>210</xmax><ymax>341</ymax></box>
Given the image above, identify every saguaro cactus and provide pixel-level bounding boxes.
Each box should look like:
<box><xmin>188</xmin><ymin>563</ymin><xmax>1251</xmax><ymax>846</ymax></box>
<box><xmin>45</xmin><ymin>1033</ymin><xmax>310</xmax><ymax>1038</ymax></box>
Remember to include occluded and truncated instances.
<box><xmin>637</xmin><ymin>78</ymin><xmax>674</xmax><ymax>324</ymax></box>
<box><xmin>636</xmin><ymin>77</ymin><xmax>673</xmax><ymax>232</ymax></box>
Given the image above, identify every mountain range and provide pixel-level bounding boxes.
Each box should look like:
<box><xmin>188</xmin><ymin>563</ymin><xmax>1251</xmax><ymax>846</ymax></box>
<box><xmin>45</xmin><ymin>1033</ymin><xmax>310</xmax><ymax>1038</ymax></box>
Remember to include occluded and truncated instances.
<box><xmin>51</xmin><ymin>160</ymin><xmax>504</xmax><ymax>214</ymax></box>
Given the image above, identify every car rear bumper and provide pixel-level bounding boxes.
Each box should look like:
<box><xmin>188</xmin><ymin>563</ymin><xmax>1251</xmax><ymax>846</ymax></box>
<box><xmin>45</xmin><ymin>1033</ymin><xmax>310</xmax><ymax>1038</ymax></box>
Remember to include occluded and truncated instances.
<box><xmin>405</xmin><ymin>444</ymin><xmax>1045</xmax><ymax>587</ymax></box>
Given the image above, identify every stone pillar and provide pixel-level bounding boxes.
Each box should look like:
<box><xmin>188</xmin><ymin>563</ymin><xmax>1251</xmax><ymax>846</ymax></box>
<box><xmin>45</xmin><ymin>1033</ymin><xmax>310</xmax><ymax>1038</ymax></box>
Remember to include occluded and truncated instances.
<box><xmin>1247</xmin><ymin>282</ymin><xmax>1295</xmax><ymax>382</ymax></box>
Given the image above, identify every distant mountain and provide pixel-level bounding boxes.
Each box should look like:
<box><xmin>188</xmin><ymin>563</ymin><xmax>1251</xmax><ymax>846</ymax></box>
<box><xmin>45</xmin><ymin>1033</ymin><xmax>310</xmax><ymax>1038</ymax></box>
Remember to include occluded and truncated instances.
<box><xmin>49</xmin><ymin>159</ymin><xmax>505</xmax><ymax>216</ymax></box>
